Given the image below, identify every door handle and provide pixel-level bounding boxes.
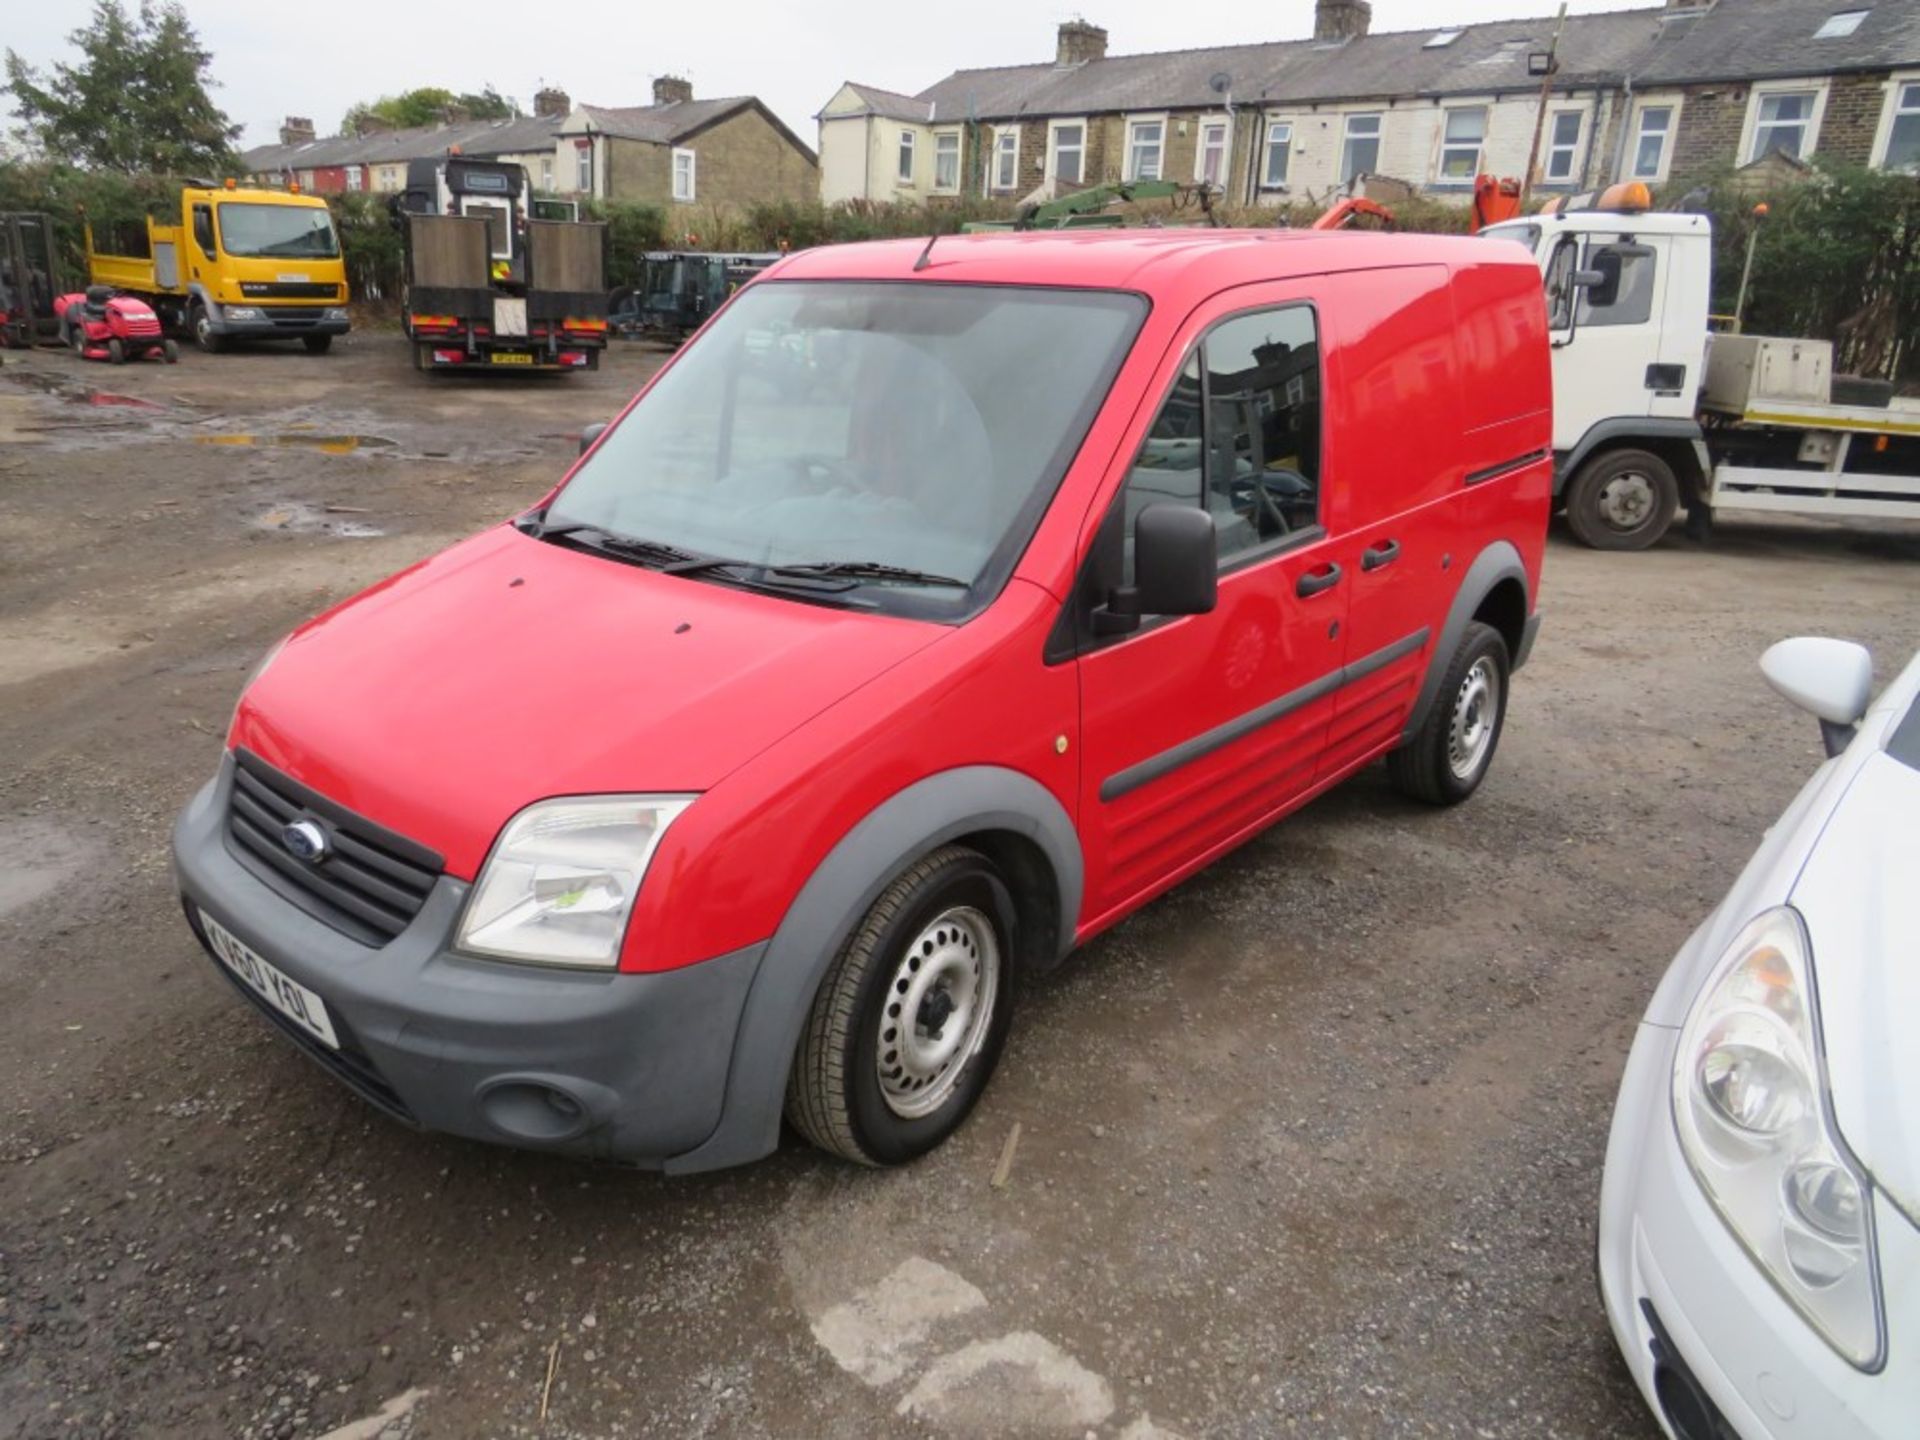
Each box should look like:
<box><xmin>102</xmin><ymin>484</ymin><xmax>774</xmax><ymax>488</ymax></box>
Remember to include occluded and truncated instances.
<box><xmin>1362</xmin><ymin>539</ymin><xmax>1401</xmax><ymax>571</ymax></box>
<box><xmin>1295</xmin><ymin>562</ymin><xmax>1342</xmax><ymax>598</ymax></box>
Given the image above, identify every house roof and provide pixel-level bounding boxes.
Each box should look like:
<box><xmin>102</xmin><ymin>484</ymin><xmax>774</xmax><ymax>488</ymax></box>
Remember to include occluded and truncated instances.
<box><xmin>575</xmin><ymin>97</ymin><xmax>757</xmax><ymax>143</ymax></box>
<box><xmin>242</xmin><ymin>114</ymin><xmax>561</xmax><ymax>174</ymax></box>
<box><xmin>574</xmin><ymin>96</ymin><xmax>819</xmax><ymax>164</ymax></box>
<box><xmin>825</xmin><ymin>83</ymin><xmax>937</xmax><ymax>122</ymax></box>
<box><xmin>910</xmin><ymin>0</ymin><xmax>1920</xmax><ymax>121</ymax></box>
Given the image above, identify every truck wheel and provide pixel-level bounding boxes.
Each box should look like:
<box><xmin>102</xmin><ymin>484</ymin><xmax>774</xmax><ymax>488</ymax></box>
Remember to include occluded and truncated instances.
<box><xmin>191</xmin><ymin>303</ymin><xmax>226</xmax><ymax>354</ymax></box>
<box><xmin>786</xmin><ymin>845</ymin><xmax>1015</xmax><ymax>1166</ymax></box>
<box><xmin>1564</xmin><ymin>449</ymin><xmax>1677</xmax><ymax>551</ymax></box>
<box><xmin>1387</xmin><ymin>622</ymin><xmax>1510</xmax><ymax>806</ymax></box>
<box><xmin>302</xmin><ymin>334</ymin><xmax>333</xmax><ymax>355</ymax></box>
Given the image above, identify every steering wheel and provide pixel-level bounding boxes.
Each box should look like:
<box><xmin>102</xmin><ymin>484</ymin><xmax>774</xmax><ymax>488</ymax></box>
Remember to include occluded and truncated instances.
<box><xmin>1232</xmin><ymin>470</ymin><xmax>1294</xmax><ymax>539</ymax></box>
<box><xmin>787</xmin><ymin>454</ymin><xmax>861</xmax><ymax>493</ymax></box>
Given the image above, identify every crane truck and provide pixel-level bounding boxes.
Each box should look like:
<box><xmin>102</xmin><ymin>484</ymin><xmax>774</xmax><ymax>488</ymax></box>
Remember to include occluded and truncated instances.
<box><xmin>1481</xmin><ymin>183</ymin><xmax>1919</xmax><ymax>550</ymax></box>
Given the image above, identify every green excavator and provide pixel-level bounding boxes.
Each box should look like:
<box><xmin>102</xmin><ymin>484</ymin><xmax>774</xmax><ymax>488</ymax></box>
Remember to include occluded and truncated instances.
<box><xmin>961</xmin><ymin>179</ymin><xmax>1222</xmax><ymax>233</ymax></box>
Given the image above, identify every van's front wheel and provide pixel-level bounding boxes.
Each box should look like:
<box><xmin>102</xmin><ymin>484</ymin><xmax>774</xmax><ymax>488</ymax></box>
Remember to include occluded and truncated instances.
<box><xmin>786</xmin><ymin>846</ymin><xmax>1014</xmax><ymax>1166</ymax></box>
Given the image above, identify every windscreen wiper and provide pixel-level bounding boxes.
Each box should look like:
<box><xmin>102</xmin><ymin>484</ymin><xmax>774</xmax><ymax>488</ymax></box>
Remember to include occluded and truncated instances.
<box><xmin>661</xmin><ymin>555</ymin><xmax>862</xmax><ymax>593</ymax></box>
<box><xmin>525</xmin><ymin>520</ymin><xmax>698</xmax><ymax>567</ymax></box>
<box><xmin>771</xmin><ymin>560</ymin><xmax>971</xmax><ymax>589</ymax></box>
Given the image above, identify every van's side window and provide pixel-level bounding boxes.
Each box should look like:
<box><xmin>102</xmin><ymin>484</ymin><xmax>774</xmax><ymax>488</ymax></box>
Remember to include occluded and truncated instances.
<box><xmin>1578</xmin><ymin>242</ymin><xmax>1656</xmax><ymax>327</ymax></box>
<box><xmin>1203</xmin><ymin>308</ymin><xmax>1321</xmax><ymax>563</ymax></box>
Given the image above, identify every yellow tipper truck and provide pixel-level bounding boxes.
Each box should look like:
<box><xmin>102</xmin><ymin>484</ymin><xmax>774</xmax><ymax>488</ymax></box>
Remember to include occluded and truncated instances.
<box><xmin>86</xmin><ymin>180</ymin><xmax>350</xmax><ymax>353</ymax></box>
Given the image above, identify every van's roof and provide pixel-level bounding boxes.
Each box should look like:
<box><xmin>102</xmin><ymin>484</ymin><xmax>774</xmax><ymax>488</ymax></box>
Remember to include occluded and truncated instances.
<box><xmin>765</xmin><ymin>228</ymin><xmax>1533</xmax><ymax>294</ymax></box>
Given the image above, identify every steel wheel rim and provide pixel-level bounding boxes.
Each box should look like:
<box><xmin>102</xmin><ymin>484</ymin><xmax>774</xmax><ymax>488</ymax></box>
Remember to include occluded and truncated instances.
<box><xmin>1447</xmin><ymin>657</ymin><xmax>1501</xmax><ymax>781</ymax></box>
<box><xmin>876</xmin><ymin>905</ymin><xmax>999</xmax><ymax>1120</ymax></box>
<box><xmin>1597</xmin><ymin>472</ymin><xmax>1654</xmax><ymax>531</ymax></box>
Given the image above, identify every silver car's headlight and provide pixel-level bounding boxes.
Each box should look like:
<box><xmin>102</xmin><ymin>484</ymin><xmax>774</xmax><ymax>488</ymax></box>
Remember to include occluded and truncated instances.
<box><xmin>1672</xmin><ymin>906</ymin><xmax>1885</xmax><ymax>1369</ymax></box>
<box><xmin>456</xmin><ymin>796</ymin><xmax>692</xmax><ymax>969</ymax></box>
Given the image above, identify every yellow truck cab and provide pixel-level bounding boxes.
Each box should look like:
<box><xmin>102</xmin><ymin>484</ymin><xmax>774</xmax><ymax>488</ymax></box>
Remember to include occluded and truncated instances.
<box><xmin>86</xmin><ymin>181</ymin><xmax>349</xmax><ymax>353</ymax></box>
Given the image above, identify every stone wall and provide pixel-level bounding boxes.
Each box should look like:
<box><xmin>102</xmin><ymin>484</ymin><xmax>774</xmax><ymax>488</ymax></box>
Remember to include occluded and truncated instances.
<box><xmin>1819</xmin><ymin>71</ymin><xmax>1891</xmax><ymax>165</ymax></box>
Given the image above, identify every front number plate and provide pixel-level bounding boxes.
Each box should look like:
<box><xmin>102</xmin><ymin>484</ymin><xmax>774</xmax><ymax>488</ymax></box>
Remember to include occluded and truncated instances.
<box><xmin>200</xmin><ymin>910</ymin><xmax>340</xmax><ymax>1050</ymax></box>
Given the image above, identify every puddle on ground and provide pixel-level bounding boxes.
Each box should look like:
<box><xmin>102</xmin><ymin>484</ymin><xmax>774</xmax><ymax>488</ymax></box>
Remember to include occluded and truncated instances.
<box><xmin>197</xmin><ymin>432</ymin><xmax>396</xmax><ymax>455</ymax></box>
<box><xmin>251</xmin><ymin>501</ymin><xmax>385</xmax><ymax>538</ymax></box>
<box><xmin>2</xmin><ymin>366</ymin><xmax>167</xmax><ymax>410</ymax></box>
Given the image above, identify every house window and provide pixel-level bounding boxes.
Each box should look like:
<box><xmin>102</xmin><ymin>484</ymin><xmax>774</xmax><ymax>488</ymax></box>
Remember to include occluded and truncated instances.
<box><xmin>1050</xmin><ymin>121</ymin><xmax>1085</xmax><ymax>185</ymax></box>
<box><xmin>1545</xmin><ymin>111</ymin><xmax>1583</xmax><ymax>183</ymax></box>
<box><xmin>1439</xmin><ymin>106</ymin><xmax>1487</xmax><ymax>182</ymax></box>
<box><xmin>1263</xmin><ymin>120</ymin><xmax>1292</xmax><ymax>188</ymax></box>
<box><xmin>1814</xmin><ymin>9</ymin><xmax>1867</xmax><ymax>39</ymax></box>
<box><xmin>992</xmin><ymin>127</ymin><xmax>1019</xmax><ymax>191</ymax></box>
<box><xmin>897</xmin><ymin>130</ymin><xmax>915</xmax><ymax>184</ymax></box>
<box><xmin>540</xmin><ymin>156</ymin><xmax>553</xmax><ymax>191</ymax></box>
<box><xmin>672</xmin><ymin>147</ymin><xmax>696</xmax><ymax>203</ymax></box>
<box><xmin>1341</xmin><ymin>113</ymin><xmax>1382</xmax><ymax>182</ymax></box>
<box><xmin>345</xmin><ymin>167</ymin><xmax>363</xmax><ymax>192</ymax></box>
<box><xmin>1127</xmin><ymin>118</ymin><xmax>1164</xmax><ymax>181</ymax></box>
<box><xmin>933</xmin><ymin>130</ymin><xmax>960</xmax><ymax>190</ymax></box>
<box><xmin>1197</xmin><ymin>120</ymin><xmax>1229</xmax><ymax>186</ymax></box>
<box><xmin>1884</xmin><ymin>80</ymin><xmax>1920</xmax><ymax>170</ymax></box>
<box><xmin>1631</xmin><ymin>106</ymin><xmax>1674</xmax><ymax>179</ymax></box>
<box><xmin>1750</xmin><ymin>90</ymin><xmax>1818</xmax><ymax>162</ymax></box>
<box><xmin>576</xmin><ymin>142</ymin><xmax>592</xmax><ymax>192</ymax></box>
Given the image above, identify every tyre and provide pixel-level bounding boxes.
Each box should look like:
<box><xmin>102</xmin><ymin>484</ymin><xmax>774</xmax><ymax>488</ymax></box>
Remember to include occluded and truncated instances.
<box><xmin>1563</xmin><ymin>448</ymin><xmax>1677</xmax><ymax>551</ymax></box>
<box><xmin>303</xmin><ymin>333</ymin><xmax>333</xmax><ymax>355</ymax></box>
<box><xmin>411</xmin><ymin>342</ymin><xmax>430</xmax><ymax>373</ymax></box>
<box><xmin>191</xmin><ymin>303</ymin><xmax>226</xmax><ymax>354</ymax></box>
<box><xmin>162</xmin><ymin>339</ymin><xmax>179</xmax><ymax>364</ymax></box>
<box><xmin>1387</xmin><ymin>621</ymin><xmax>1511</xmax><ymax>806</ymax></box>
<box><xmin>107</xmin><ymin>337</ymin><xmax>125</xmax><ymax>365</ymax></box>
<box><xmin>68</xmin><ymin>320</ymin><xmax>86</xmax><ymax>355</ymax></box>
<box><xmin>786</xmin><ymin>845</ymin><xmax>1015</xmax><ymax>1166</ymax></box>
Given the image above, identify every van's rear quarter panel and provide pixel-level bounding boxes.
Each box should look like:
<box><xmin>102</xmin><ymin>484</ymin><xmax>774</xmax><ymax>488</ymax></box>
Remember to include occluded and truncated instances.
<box><xmin>1450</xmin><ymin>258</ymin><xmax>1553</xmax><ymax>598</ymax></box>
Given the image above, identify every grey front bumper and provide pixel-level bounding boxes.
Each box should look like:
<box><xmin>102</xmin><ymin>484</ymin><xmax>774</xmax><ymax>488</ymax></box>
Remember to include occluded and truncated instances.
<box><xmin>172</xmin><ymin>760</ymin><xmax>765</xmax><ymax>1165</ymax></box>
<box><xmin>207</xmin><ymin>303</ymin><xmax>350</xmax><ymax>338</ymax></box>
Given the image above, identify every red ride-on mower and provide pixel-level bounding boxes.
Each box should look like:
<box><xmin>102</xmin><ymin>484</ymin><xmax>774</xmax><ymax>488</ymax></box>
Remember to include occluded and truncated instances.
<box><xmin>56</xmin><ymin>286</ymin><xmax>177</xmax><ymax>364</ymax></box>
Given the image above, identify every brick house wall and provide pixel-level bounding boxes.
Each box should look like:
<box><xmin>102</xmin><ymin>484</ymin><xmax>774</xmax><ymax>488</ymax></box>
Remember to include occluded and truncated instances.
<box><xmin>1667</xmin><ymin>84</ymin><xmax>1749</xmax><ymax>182</ymax></box>
<box><xmin>1819</xmin><ymin>71</ymin><xmax>1892</xmax><ymax>165</ymax></box>
<box><xmin>605</xmin><ymin>108</ymin><xmax>817</xmax><ymax>211</ymax></box>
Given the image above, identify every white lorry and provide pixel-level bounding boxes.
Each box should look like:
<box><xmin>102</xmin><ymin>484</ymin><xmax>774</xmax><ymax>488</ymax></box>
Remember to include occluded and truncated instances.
<box><xmin>1482</xmin><ymin>197</ymin><xmax>1920</xmax><ymax>550</ymax></box>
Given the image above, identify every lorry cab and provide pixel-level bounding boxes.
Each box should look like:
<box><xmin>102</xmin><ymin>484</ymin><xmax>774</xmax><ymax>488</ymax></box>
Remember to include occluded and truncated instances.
<box><xmin>1483</xmin><ymin>197</ymin><xmax>1714</xmax><ymax>548</ymax></box>
<box><xmin>173</xmin><ymin>230</ymin><xmax>1550</xmax><ymax>1173</ymax></box>
<box><xmin>86</xmin><ymin>182</ymin><xmax>350</xmax><ymax>354</ymax></box>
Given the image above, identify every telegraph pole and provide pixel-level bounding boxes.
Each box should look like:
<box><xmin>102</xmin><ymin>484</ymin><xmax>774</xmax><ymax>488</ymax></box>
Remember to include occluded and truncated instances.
<box><xmin>1520</xmin><ymin>3</ymin><xmax>1570</xmax><ymax>211</ymax></box>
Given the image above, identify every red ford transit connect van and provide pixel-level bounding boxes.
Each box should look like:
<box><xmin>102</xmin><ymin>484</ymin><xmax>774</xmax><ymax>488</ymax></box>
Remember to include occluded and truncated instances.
<box><xmin>174</xmin><ymin>231</ymin><xmax>1550</xmax><ymax>1171</ymax></box>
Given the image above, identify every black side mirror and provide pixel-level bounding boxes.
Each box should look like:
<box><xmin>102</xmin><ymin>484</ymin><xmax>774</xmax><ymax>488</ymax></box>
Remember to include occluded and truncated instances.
<box><xmin>1094</xmin><ymin>504</ymin><xmax>1217</xmax><ymax>635</ymax></box>
<box><xmin>579</xmin><ymin>422</ymin><xmax>608</xmax><ymax>455</ymax></box>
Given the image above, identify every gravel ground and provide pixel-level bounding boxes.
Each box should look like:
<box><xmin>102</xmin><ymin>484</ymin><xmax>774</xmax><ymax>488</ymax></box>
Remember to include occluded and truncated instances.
<box><xmin>1</xmin><ymin>333</ymin><xmax>1917</xmax><ymax>1439</ymax></box>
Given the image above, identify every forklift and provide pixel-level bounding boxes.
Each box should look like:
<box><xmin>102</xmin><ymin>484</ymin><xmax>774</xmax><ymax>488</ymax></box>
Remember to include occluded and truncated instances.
<box><xmin>611</xmin><ymin>250</ymin><xmax>779</xmax><ymax>343</ymax></box>
<box><xmin>0</xmin><ymin>212</ymin><xmax>67</xmax><ymax>348</ymax></box>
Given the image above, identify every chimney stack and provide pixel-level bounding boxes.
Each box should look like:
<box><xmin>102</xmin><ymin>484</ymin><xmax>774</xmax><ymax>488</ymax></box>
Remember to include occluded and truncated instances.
<box><xmin>1313</xmin><ymin>0</ymin><xmax>1372</xmax><ymax>42</ymax></box>
<box><xmin>534</xmin><ymin>87</ymin><xmax>571</xmax><ymax>119</ymax></box>
<box><xmin>653</xmin><ymin>75</ymin><xmax>693</xmax><ymax>106</ymax></box>
<box><xmin>1056</xmin><ymin>21</ymin><xmax>1108</xmax><ymax>67</ymax></box>
<box><xmin>279</xmin><ymin>116</ymin><xmax>316</xmax><ymax>145</ymax></box>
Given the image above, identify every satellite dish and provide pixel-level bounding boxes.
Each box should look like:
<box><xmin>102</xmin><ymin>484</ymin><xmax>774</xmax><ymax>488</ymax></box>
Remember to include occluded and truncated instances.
<box><xmin>1209</xmin><ymin>71</ymin><xmax>1233</xmax><ymax>95</ymax></box>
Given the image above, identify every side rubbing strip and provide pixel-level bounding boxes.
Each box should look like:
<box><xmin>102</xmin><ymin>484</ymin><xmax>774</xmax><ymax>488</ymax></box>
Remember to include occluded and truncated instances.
<box><xmin>1465</xmin><ymin>448</ymin><xmax>1550</xmax><ymax>487</ymax></box>
<box><xmin>1099</xmin><ymin>627</ymin><xmax>1430</xmax><ymax>803</ymax></box>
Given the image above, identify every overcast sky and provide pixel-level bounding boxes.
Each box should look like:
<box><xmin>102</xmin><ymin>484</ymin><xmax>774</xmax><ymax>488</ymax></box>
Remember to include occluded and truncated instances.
<box><xmin>8</xmin><ymin>0</ymin><xmax>1645</xmax><ymax>153</ymax></box>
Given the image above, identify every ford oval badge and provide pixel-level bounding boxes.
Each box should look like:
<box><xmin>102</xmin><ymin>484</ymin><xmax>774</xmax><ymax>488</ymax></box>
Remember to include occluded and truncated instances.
<box><xmin>282</xmin><ymin>818</ymin><xmax>330</xmax><ymax>864</ymax></box>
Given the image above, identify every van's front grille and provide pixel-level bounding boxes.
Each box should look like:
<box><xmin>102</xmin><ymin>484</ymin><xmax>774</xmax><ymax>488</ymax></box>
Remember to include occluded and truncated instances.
<box><xmin>224</xmin><ymin>750</ymin><xmax>442</xmax><ymax>946</ymax></box>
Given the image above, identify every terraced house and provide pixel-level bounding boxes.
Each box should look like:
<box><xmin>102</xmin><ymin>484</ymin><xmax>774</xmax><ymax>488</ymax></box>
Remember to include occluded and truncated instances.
<box><xmin>816</xmin><ymin>0</ymin><xmax>1920</xmax><ymax>207</ymax></box>
<box><xmin>242</xmin><ymin>80</ymin><xmax>817</xmax><ymax>212</ymax></box>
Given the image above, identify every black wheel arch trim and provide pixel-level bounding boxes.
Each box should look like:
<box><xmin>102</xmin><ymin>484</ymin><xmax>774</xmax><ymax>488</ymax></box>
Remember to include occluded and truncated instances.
<box><xmin>1555</xmin><ymin>417</ymin><xmax>1706</xmax><ymax>497</ymax></box>
<box><xmin>664</xmin><ymin>765</ymin><xmax>1082</xmax><ymax>1174</ymax></box>
<box><xmin>1400</xmin><ymin>540</ymin><xmax>1531</xmax><ymax>747</ymax></box>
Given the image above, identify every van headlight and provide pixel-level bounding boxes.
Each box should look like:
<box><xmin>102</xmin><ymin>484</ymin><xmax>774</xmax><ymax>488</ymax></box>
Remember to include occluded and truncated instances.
<box><xmin>457</xmin><ymin>796</ymin><xmax>692</xmax><ymax>968</ymax></box>
<box><xmin>1672</xmin><ymin>906</ymin><xmax>1885</xmax><ymax>1369</ymax></box>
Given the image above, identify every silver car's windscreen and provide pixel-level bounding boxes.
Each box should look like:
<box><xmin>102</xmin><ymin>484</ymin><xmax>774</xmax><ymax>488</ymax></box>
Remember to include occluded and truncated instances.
<box><xmin>547</xmin><ymin>280</ymin><xmax>1147</xmax><ymax>617</ymax></box>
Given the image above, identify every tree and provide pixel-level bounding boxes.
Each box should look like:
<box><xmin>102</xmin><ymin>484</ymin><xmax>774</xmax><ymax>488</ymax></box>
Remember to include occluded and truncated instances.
<box><xmin>4</xmin><ymin>1</ymin><xmax>239</xmax><ymax>174</ymax></box>
<box><xmin>341</xmin><ymin>85</ymin><xmax>519</xmax><ymax>136</ymax></box>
